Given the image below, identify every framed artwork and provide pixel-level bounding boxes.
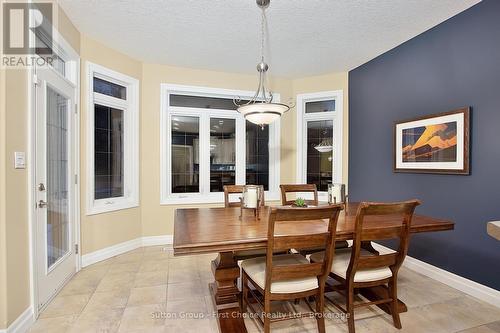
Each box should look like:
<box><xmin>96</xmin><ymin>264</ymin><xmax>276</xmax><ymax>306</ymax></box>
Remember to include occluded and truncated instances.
<box><xmin>394</xmin><ymin>107</ymin><xmax>470</xmax><ymax>174</ymax></box>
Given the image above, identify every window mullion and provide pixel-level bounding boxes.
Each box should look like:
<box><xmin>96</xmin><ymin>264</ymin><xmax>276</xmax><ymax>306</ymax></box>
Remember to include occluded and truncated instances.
<box><xmin>93</xmin><ymin>92</ymin><xmax>128</xmax><ymax>109</ymax></box>
<box><xmin>200</xmin><ymin>113</ymin><xmax>211</xmax><ymax>195</ymax></box>
<box><xmin>235</xmin><ymin>115</ymin><xmax>246</xmax><ymax>185</ymax></box>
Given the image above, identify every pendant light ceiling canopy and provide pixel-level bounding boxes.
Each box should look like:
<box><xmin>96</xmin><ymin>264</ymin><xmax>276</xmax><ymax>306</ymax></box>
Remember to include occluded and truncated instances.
<box><xmin>234</xmin><ymin>0</ymin><xmax>291</xmax><ymax>128</ymax></box>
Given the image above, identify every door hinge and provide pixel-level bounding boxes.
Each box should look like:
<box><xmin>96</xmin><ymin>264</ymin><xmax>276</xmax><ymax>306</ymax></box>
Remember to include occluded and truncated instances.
<box><xmin>75</xmin><ymin>244</ymin><xmax>79</xmax><ymax>254</ymax></box>
<box><xmin>74</xmin><ymin>174</ymin><xmax>78</xmax><ymax>184</ymax></box>
<box><xmin>74</xmin><ymin>104</ymin><xmax>78</xmax><ymax>114</ymax></box>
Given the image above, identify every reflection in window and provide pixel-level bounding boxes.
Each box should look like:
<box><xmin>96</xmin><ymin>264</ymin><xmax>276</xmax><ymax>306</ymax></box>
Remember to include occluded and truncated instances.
<box><xmin>307</xmin><ymin>120</ymin><xmax>333</xmax><ymax>191</ymax></box>
<box><xmin>246</xmin><ymin>122</ymin><xmax>269</xmax><ymax>190</ymax></box>
<box><xmin>47</xmin><ymin>87</ymin><xmax>69</xmax><ymax>267</ymax></box>
<box><xmin>210</xmin><ymin>118</ymin><xmax>236</xmax><ymax>192</ymax></box>
<box><xmin>171</xmin><ymin>116</ymin><xmax>200</xmax><ymax>193</ymax></box>
<box><xmin>305</xmin><ymin>100</ymin><xmax>335</xmax><ymax>113</ymax></box>
<box><xmin>93</xmin><ymin>77</ymin><xmax>127</xmax><ymax>100</ymax></box>
<box><xmin>94</xmin><ymin>105</ymin><xmax>124</xmax><ymax>199</ymax></box>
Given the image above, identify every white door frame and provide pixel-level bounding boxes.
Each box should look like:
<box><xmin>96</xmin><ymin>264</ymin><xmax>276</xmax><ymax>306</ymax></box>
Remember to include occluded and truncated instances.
<box><xmin>28</xmin><ymin>26</ymin><xmax>81</xmax><ymax>317</ymax></box>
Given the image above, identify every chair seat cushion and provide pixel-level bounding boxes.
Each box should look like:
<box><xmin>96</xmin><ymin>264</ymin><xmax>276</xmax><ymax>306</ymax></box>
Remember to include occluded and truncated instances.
<box><xmin>310</xmin><ymin>248</ymin><xmax>394</xmax><ymax>283</ymax></box>
<box><xmin>241</xmin><ymin>254</ymin><xmax>319</xmax><ymax>294</ymax></box>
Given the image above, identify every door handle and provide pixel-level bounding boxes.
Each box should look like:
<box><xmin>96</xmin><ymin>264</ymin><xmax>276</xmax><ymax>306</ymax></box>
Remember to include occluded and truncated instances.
<box><xmin>38</xmin><ymin>200</ymin><xmax>48</xmax><ymax>208</ymax></box>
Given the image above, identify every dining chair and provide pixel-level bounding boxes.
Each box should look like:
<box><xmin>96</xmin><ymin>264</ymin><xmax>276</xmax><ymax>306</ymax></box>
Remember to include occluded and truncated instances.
<box><xmin>280</xmin><ymin>183</ymin><xmax>349</xmax><ymax>253</ymax></box>
<box><xmin>223</xmin><ymin>185</ymin><xmax>266</xmax><ymax>260</ymax></box>
<box><xmin>280</xmin><ymin>184</ymin><xmax>319</xmax><ymax>206</ymax></box>
<box><xmin>241</xmin><ymin>205</ymin><xmax>342</xmax><ymax>333</ymax></box>
<box><xmin>310</xmin><ymin>200</ymin><xmax>420</xmax><ymax>333</ymax></box>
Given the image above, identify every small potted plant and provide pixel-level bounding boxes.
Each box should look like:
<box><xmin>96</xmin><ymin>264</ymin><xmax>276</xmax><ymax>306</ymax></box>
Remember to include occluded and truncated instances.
<box><xmin>292</xmin><ymin>197</ymin><xmax>307</xmax><ymax>207</ymax></box>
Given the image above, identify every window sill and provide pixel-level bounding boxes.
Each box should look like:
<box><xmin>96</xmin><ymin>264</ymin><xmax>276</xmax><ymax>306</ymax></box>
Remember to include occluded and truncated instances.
<box><xmin>86</xmin><ymin>198</ymin><xmax>139</xmax><ymax>215</ymax></box>
<box><xmin>160</xmin><ymin>191</ymin><xmax>280</xmax><ymax>206</ymax></box>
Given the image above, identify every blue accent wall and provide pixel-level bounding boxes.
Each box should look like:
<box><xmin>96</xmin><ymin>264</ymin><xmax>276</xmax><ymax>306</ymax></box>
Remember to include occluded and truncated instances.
<box><xmin>348</xmin><ymin>0</ymin><xmax>500</xmax><ymax>290</ymax></box>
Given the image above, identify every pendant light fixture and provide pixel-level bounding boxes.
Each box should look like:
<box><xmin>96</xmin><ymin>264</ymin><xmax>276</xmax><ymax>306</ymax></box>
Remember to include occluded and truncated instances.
<box><xmin>234</xmin><ymin>0</ymin><xmax>290</xmax><ymax>128</ymax></box>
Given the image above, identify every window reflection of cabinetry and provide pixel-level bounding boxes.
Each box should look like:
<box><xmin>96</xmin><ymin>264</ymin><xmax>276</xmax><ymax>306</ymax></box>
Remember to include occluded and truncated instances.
<box><xmin>211</xmin><ymin>138</ymin><xmax>235</xmax><ymax>164</ymax></box>
<box><xmin>193</xmin><ymin>138</ymin><xmax>236</xmax><ymax>165</ymax></box>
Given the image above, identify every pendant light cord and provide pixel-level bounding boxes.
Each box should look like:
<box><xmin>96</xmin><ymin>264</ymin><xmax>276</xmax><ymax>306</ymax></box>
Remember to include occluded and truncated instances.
<box><xmin>260</xmin><ymin>7</ymin><xmax>265</xmax><ymax>62</ymax></box>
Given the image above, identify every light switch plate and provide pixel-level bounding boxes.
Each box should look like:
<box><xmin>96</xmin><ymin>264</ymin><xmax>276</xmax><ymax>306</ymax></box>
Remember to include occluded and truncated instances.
<box><xmin>14</xmin><ymin>152</ymin><xmax>26</xmax><ymax>169</ymax></box>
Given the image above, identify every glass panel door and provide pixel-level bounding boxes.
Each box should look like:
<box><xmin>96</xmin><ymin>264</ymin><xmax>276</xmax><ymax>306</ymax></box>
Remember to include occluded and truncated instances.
<box><xmin>35</xmin><ymin>67</ymin><xmax>76</xmax><ymax>310</ymax></box>
<box><xmin>46</xmin><ymin>87</ymin><xmax>70</xmax><ymax>269</ymax></box>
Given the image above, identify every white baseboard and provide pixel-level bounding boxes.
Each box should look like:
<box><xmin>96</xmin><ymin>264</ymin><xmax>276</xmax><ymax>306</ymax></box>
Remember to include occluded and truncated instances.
<box><xmin>372</xmin><ymin>243</ymin><xmax>500</xmax><ymax>309</ymax></box>
<box><xmin>142</xmin><ymin>235</ymin><xmax>173</xmax><ymax>247</ymax></box>
<box><xmin>81</xmin><ymin>235</ymin><xmax>173</xmax><ymax>267</ymax></box>
<box><xmin>0</xmin><ymin>307</ymin><xmax>34</xmax><ymax>333</ymax></box>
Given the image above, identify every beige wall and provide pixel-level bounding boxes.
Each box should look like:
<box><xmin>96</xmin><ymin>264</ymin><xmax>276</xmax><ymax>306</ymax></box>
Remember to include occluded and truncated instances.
<box><xmin>4</xmin><ymin>68</ymin><xmax>31</xmax><ymax>327</ymax></box>
<box><xmin>292</xmin><ymin>72</ymin><xmax>349</xmax><ymax>186</ymax></box>
<box><xmin>0</xmin><ymin>42</ymin><xmax>30</xmax><ymax>333</ymax></box>
<box><xmin>0</xmin><ymin>5</ymin><xmax>348</xmax><ymax>328</ymax></box>
<box><xmin>79</xmin><ymin>36</ymin><xmax>143</xmax><ymax>254</ymax></box>
<box><xmin>0</xmin><ymin>4</ymin><xmax>81</xmax><ymax>328</ymax></box>
<box><xmin>83</xmin><ymin>59</ymin><xmax>348</xmax><ymax>246</ymax></box>
<box><xmin>57</xmin><ymin>6</ymin><xmax>81</xmax><ymax>54</ymax></box>
<box><xmin>0</xmin><ymin>67</ymin><xmax>8</xmax><ymax>329</ymax></box>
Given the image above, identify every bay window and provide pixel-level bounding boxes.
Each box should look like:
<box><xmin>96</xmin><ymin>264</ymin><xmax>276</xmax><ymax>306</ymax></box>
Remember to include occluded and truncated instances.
<box><xmin>160</xmin><ymin>84</ymin><xmax>280</xmax><ymax>204</ymax></box>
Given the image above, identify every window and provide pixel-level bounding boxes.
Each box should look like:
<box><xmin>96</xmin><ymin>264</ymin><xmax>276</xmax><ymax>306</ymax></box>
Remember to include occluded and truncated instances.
<box><xmin>86</xmin><ymin>62</ymin><xmax>139</xmax><ymax>215</ymax></box>
<box><xmin>160</xmin><ymin>84</ymin><xmax>280</xmax><ymax>204</ymax></box>
<box><xmin>94</xmin><ymin>105</ymin><xmax>124</xmax><ymax>199</ymax></box>
<box><xmin>210</xmin><ymin>118</ymin><xmax>236</xmax><ymax>192</ymax></box>
<box><xmin>172</xmin><ymin>116</ymin><xmax>200</xmax><ymax>193</ymax></box>
<box><xmin>296</xmin><ymin>91</ymin><xmax>343</xmax><ymax>200</ymax></box>
<box><xmin>246</xmin><ymin>122</ymin><xmax>269</xmax><ymax>190</ymax></box>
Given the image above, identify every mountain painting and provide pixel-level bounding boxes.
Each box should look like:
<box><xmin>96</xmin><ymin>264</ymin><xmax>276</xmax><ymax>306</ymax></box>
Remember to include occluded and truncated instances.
<box><xmin>402</xmin><ymin>122</ymin><xmax>457</xmax><ymax>162</ymax></box>
<box><xmin>395</xmin><ymin>108</ymin><xmax>469</xmax><ymax>174</ymax></box>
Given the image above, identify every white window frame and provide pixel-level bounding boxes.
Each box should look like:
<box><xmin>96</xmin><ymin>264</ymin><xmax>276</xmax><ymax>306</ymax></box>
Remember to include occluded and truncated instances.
<box><xmin>160</xmin><ymin>84</ymin><xmax>281</xmax><ymax>205</ymax></box>
<box><xmin>296</xmin><ymin>90</ymin><xmax>343</xmax><ymax>202</ymax></box>
<box><xmin>86</xmin><ymin>62</ymin><xmax>139</xmax><ymax>215</ymax></box>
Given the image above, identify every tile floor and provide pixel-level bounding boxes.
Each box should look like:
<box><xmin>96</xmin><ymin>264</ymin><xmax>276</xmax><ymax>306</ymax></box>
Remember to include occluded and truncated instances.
<box><xmin>29</xmin><ymin>246</ymin><xmax>500</xmax><ymax>333</ymax></box>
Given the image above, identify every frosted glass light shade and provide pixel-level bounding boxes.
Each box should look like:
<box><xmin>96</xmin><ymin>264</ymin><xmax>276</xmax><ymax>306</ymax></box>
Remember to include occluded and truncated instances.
<box><xmin>237</xmin><ymin>103</ymin><xmax>289</xmax><ymax>126</ymax></box>
<box><xmin>314</xmin><ymin>145</ymin><xmax>333</xmax><ymax>153</ymax></box>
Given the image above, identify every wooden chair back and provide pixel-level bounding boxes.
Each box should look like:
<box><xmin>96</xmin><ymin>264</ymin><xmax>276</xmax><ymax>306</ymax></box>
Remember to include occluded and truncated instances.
<box><xmin>265</xmin><ymin>205</ymin><xmax>342</xmax><ymax>290</ymax></box>
<box><xmin>279</xmin><ymin>184</ymin><xmax>318</xmax><ymax>206</ymax></box>
<box><xmin>223</xmin><ymin>185</ymin><xmax>265</xmax><ymax>208</ymax></box>
<box><xmin>348</xmin><ymin>200</ymin><xmax>421</xmax><ymax>281</ymax></box>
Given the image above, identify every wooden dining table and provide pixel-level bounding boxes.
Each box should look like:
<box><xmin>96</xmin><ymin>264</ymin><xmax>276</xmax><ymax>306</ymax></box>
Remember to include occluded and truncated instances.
<box><xmin>173</xmin><ymin>202</ymin><xmax>454</xmax><ymax>333</ymax></box>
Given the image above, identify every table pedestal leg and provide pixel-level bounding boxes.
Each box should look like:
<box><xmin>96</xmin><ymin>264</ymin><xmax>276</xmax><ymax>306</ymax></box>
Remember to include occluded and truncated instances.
<box><xmin>360</xmin><ymin>241</ymin><xmax>379</xmax><ymax>255</ymax></box>
<box><xmin>209</xmin><ymin>251</ymin><xmax>247</xmax><ymax>333</ymax></box>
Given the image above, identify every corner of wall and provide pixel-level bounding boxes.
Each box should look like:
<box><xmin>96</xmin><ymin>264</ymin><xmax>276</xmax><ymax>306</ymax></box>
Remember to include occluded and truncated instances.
<box><xmin>57</xmin><ymin>4</ymin><xmax>81</xmax><ymax>54</ymax></box>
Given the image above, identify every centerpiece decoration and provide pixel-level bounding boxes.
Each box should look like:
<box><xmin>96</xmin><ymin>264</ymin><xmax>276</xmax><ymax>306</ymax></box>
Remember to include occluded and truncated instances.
<box><xmin>240</xmin><ymin>185</ymin><xmax>263</xmax><ymax>219</ymax></box>
<box><xmin>292</xmin><ymin>197</ymin><xmax>307</xmax><ymax>208</ymax></box>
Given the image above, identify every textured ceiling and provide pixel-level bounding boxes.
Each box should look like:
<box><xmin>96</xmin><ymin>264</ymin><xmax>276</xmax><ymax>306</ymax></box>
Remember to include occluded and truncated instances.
<box><xmin>59</xmin><ymin>0</ymin><xmax>481</xmax><ymax>78</ymax></box>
